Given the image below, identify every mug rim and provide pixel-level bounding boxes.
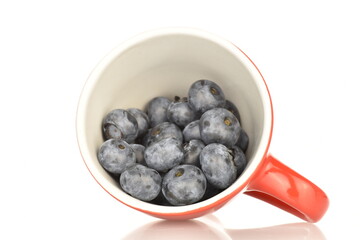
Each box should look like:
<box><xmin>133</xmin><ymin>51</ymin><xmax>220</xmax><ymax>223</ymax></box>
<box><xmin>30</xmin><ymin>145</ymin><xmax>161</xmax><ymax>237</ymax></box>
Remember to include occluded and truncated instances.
<box><xmin>76</xmin><ymin>27</ymin><xmax>274</xmax><ymax>217</ymax></box>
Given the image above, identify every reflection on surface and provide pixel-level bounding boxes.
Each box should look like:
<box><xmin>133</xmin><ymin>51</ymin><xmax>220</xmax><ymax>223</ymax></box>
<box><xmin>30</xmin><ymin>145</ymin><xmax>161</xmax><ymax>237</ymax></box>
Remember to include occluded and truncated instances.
<box><xmin>226</xmin><ymin>222</ymin><xmax>326</xmax><ymax>240</ymax></box>
<box><xmin>122</xmin><ymin>215</ymin><xmax>326</xmax><ymax>240</ymax></box>
<box><xmin>122</xmin><ymin>220</ymin><xmax>229</xmax><ymax>240</ymax></box>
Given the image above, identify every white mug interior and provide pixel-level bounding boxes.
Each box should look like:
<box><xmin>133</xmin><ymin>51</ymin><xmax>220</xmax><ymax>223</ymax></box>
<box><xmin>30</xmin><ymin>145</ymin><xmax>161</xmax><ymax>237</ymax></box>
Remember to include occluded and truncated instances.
<box><xmin>76</xmin><ymin>28</ymin><xmax>273</xmax><ymax>215</ymax></box>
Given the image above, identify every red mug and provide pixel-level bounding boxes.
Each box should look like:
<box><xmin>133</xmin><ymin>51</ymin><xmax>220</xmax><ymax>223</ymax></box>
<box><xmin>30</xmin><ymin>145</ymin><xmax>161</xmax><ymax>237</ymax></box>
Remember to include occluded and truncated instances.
<box><xmin>76</xmin><ymin>28</ymin><xmax>329</xmax><ymax>222</ymax></box>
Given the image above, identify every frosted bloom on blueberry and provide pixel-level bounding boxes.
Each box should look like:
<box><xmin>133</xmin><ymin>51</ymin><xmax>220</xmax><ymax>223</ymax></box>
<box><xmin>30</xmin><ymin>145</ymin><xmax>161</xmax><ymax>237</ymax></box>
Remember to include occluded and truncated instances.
<box><xmin>200</xmin><ymin>143</ymin><xmax>237</xmax><ymax>189</ymax></box>
<box><xmin>167</xmin><ymin>96</ymin><xmax>197</xmax><ymax>128</ymax></box>
<box><xmin>120</xmin><ymin>164</ymin><xmax>161</xmax><ymax>201</ymax></box>
<box><xmin>183</xmin><ymin>120</ymin><xmax>201</xmax><ymax>142</ymax></box>
<box><xmin>147</xmin><ymin>97</ymin><xmax>171</xmax><ymax>127</ymax></box>
<box><xmin>130</xmin><ymin>144</ymin><xmax>146</xmax><ymax>166</ymax></box>
<box><xmin>97</xmin><ymin>139</ymin><xmax>136</xmax><ymax>174</ymax></box>
<box><xmin>144</xmin><ymin>138</ymin><xmax>184</xmax><ymax>172</ymax></box>
<box><xmin>199</xmin><ymin>108</ymin><xmax>241</xmax><ymax>148</ymax></box>
<box><xmin>188</xmin><ymin>79</ymin><xmax>226</xmax><ymax>114</ymax></box>
<box><xmin>162</xmin><ymin>165</ymin><xmax>207</xmax><ymax>205</ymax></box>
<box><xmin>102</xmin><ymin>109</ymin><xmax>138</xmax><ymax>143</ymax></box>
<box><xmin>182</xmin><ymin>139</ymin><xmax>205</xmax><ymax>167</ymax></box>
<box><xmin>127</xmin><ymin>108</ymin><xmax>149</xmax><ymax>137</ymax></box>
<box><xmin>145</xmin><ymin>122</ymin><xmax>183</xmax><ymax>147</ymax></box>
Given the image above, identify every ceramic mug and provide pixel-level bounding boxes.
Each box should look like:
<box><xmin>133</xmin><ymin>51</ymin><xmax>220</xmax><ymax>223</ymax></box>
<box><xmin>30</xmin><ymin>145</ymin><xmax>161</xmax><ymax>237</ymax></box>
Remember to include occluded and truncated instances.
<box><xmin>76</xmin><ymin>28</ymin><xmax>329</xmax><ymax>222</ymax></box>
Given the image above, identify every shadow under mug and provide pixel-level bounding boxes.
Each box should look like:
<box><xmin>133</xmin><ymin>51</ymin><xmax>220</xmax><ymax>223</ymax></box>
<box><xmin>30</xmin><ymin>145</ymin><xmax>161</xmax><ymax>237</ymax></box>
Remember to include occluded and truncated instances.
<box><xmin>76</xmin><ymin>28</ymin><xmax>329</xmax><ymax>222</ymax></box>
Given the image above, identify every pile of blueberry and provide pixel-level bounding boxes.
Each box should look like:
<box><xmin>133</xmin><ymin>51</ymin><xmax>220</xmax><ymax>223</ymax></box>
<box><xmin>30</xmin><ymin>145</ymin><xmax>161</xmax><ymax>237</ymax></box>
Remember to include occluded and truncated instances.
<box><xmin>97</xmin><ymin>80</ymin><xmax>249</xmax><ymax>206</ymax></box>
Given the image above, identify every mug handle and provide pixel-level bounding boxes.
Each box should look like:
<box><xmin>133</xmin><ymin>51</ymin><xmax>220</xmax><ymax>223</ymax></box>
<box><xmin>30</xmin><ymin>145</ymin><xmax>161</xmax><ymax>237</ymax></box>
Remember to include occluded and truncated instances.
<box><xmin>244</xmin><ymin>155</ymin><xmax>329</xmax><ymax>222</ymax></box>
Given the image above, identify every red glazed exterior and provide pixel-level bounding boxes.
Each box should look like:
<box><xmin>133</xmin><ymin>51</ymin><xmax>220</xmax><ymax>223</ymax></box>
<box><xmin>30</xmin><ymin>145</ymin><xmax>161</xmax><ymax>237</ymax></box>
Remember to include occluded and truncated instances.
<box><xmin>245</xmin><ymin>155</ymin><xmax>329</xmax><ymax>222</ymax></box>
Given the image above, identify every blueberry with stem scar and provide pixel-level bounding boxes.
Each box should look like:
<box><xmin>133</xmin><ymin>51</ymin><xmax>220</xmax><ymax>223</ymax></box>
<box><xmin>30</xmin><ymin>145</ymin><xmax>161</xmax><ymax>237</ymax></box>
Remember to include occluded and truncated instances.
<box><xmin>188</xmin><ymin>79</ymin><xmax>226</xmax><ymax>114</ymax></box>
<box><xmin>145</xmin><ymin>122</ymin><xmax>183</xmax><ymax>147</ymax></box>
<box><xmin>162</xmin><ymin>165</ymin><xmax>207</xmax><ymax>206</ymax></box>
<box><xmin>200</xmin><ymin>108</ymin><xmax>241</xmax><ymax>148</ymax></box>
<box><xmin>97</xmin><ymin>139</ymin><xmax>136</xmax><ymax>174</ymax></box>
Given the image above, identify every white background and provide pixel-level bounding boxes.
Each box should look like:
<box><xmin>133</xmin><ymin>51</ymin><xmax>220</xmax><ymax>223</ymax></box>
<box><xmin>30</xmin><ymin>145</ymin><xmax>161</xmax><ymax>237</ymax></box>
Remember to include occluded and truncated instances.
<box><xmin>1</xmin><ymin>1</ymin><xmax>359</xmax><ymax>239</ymax></box>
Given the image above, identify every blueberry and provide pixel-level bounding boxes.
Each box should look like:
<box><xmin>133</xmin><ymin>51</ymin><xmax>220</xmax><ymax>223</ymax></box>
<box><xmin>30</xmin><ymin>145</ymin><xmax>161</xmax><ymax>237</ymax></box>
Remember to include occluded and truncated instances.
<box><xmin>127</xmin><ymin>108</ymin><xmax>149</xmax><ymax>137</ymax></box>
<box><xmin>120</xmin><ymin>164</ymin><xmax>161</xmax><ymax>201</ymax></box>
<box><xmin>200</xmin><ymin>143</ymin><xmax>237</xmax><ymax>189</ymax></box>
<box><xmin>97</xmin><ymin>139</ymin><xmax>136</xmax><ymax>174</ymax></box>
<box><xmin>230</xmin><ymin>145</ymin><xmax>247</xmax><ymax>176</ymax></box>
<box><xmin>102</xmin><ymin>109</ymin><xmax>138</xmax><ymax>143</ymax></box>
<box><xmin>188</xmin><ymin>80</ymin><xmax>226</xmax><ymax>114</ymax></box>
<box><xmin>224</xmin><ymin>100</ymin><xmax>241</xmax><ymax>122</ymax></box>
<box><xmin>182</xmin><ymin>140</ymin><xmax>205</xmax><ymax>167</ymax></box>
<box><xmin>144</xmin><ymin>138</ymin><xmax>184</xmax><ymax>172</ymax></box>
<box><xmin>167</xmin><ymin>96</ymin><xmax>197</xmax><ymax>128</ymax></box>
<box><xmin>147</xmin><ymin>97</ymin><xmax>171</xmax><ymax>127</ymax></box>
<box><xmin>145</xmin><ymin>122</ymin><xmax>183</xmax><ymax>147</ymax></box>
<box><xmin>236</xmin><ymin>128</ymin><xmax>249</xmax><ymax>152</ymax></box>
<box><xmin>130</xmin><ymin>144</ymin><xmax>146</xmax><ymax>166</ymax></box>
<box><xmin>182</xmin><ymin>120</ymin><xmax>201</xmax><ymax>142</ymax></box>
<box><xmin>162</xmin><ymin>165</ymin><xmax>207</xmax><ymax>206</ymax></box>
<box><xmin>199</xmin><ymin>108</ymin><xmax>241</xmax><ymax>148</ymax></box>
